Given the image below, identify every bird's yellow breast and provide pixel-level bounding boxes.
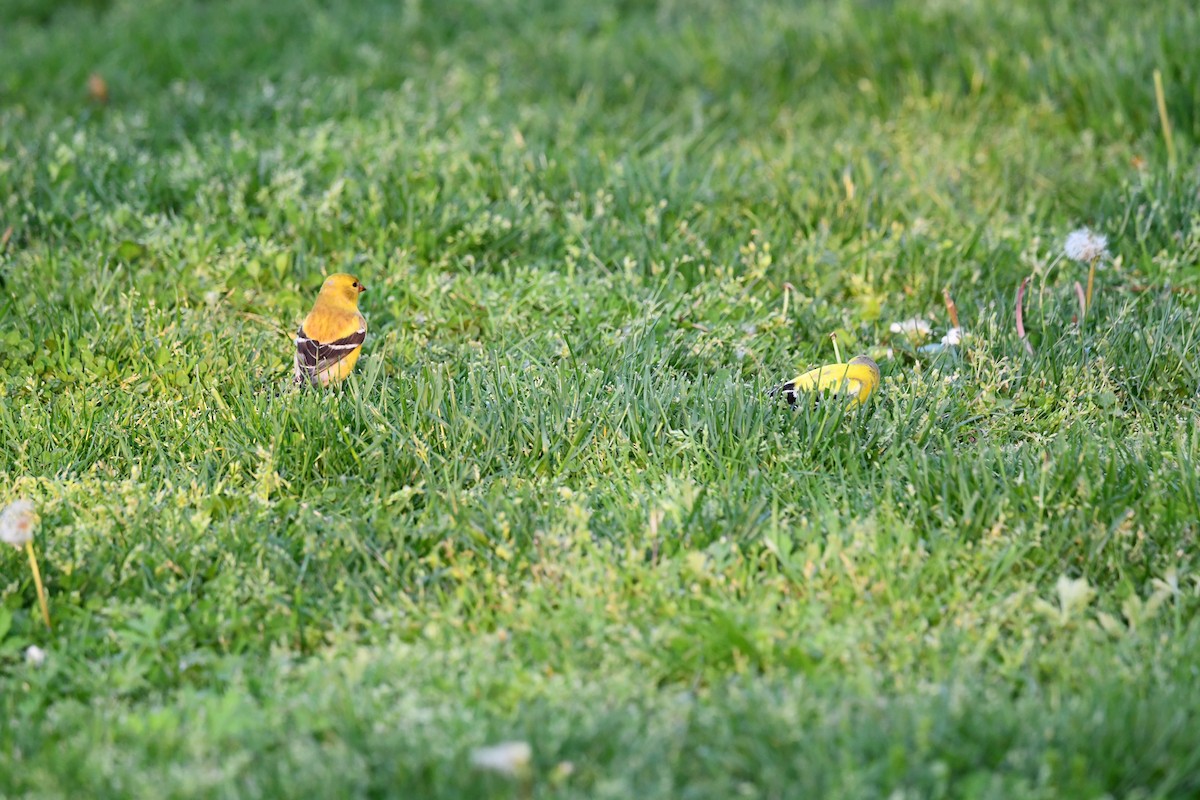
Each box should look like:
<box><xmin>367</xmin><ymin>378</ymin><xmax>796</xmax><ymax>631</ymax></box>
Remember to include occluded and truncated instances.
<box><xmin>301</xmin><ymin>309</ymin><xmax>364</xmax><ymax>344</ymax></box>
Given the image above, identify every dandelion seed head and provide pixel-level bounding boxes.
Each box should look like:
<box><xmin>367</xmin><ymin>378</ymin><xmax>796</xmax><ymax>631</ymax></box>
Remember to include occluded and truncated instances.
<box><xmin>889</xmin><ymin>317</ymin><xmax>932</xmax><ymax>342</ymax></box>
<box><xmin>0</xmin><ymin>499</ymin><xmax>37</xmax><ymax>548</ymax></box>
<box><xmin>1064</xmin><ymin>228</ymin><xmax>1108</xmax><ymax>264</ymax></box>
<box><xmin>471</xmin><ymin>741</ymin><xmax>532</xmax><ymax>777</ymax></box>
<box><xmin>25</xmin><ymin>645</ymin><xmax>46</xmax><ymax>666</ymax></box>
<box><xmin>941</xmin><ymin>327</ymin><xmax>964</xmax><ymax>346</ymax></box>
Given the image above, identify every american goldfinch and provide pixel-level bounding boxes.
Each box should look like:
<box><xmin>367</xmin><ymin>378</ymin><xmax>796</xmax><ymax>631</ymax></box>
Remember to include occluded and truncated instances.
<box><xmin>777</xmin><ymin>355</ymin><xmax>880</xmax><ymax>408</ymax></box>
<box><xmin>294</xmin><ymin>273</ymin><xmax>367</xmax><ymax>387</ymax></box>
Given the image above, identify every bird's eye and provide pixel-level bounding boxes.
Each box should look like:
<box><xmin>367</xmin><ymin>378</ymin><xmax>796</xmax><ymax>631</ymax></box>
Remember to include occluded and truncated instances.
<box><xmin>352</xmin><ymin>282</ymin><xmax>358</xmax><ymax>288</ymax></box>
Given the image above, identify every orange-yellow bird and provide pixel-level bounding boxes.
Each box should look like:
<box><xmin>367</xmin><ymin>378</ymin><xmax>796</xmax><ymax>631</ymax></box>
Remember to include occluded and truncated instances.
<box><xmin>294</xmin><ymin>273</ymin><xmax>367</xmax><ymax>387</ymax></box>
<box><xmin>777</xmin><ymin>355</ymin><xmax>880</xmax><ymax>409</ymax></box>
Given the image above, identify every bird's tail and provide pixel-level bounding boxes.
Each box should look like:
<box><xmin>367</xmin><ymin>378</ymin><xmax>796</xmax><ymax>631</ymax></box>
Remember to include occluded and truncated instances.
<box><xmin>293</xmin><ymin>366</ymin><xmax>316</xmax><ymax>388</ymax></box>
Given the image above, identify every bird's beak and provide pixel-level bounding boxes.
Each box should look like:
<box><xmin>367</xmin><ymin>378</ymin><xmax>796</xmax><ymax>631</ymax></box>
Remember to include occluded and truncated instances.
<box><xmin>358</xmin><ymin>284</ymin><xmax>367</xmax><ymax>294</ymax></box>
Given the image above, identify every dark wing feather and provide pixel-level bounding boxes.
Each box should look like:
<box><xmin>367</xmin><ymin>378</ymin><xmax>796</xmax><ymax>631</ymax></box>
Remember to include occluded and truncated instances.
<box><xmin>775</xmin><ymin>381</ymin><xmax>801</xmax><ymax>407</ymax></box>
<box><xmin>294</xmin><ymin>324</ymin><xmax>365</xmax><ymax>382</ymax></box>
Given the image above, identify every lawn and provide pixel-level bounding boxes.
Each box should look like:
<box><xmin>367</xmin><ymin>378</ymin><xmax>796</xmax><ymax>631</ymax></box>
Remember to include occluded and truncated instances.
<box><xmin>2</xmin><ymin>0</ymin><xmax>1200</xmax><ymax>796</ymax></box>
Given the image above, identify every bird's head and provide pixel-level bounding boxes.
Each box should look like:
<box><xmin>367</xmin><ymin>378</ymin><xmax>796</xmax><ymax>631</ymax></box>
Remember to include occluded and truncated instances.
<box><xmin>848</xmin><ymin>355</ymin><xmax>880</xmax><ymax>380</ymax></box>
<box><xmin>319</xmin><ymin>273</ymin><xmax>366</xmax><ymax>309</ymax></box>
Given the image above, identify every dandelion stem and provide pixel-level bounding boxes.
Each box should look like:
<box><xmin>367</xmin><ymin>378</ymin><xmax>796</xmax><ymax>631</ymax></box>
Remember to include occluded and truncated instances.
<box><xmin>1153</xmin><ymin>69</ymin><xmax>1176</xmax><ymax>169</ymax></box>
<box><xmin>943</xmin><ymin>287</ymin><xmax>960</xmax><ymax>330</ymax></box>
<box><xmin>830</xmin><ymin>332</ymin><xmax>842</xmax><ymax>364</ymax></box>
<box><xmin>1085</xmin><ymin>260</ymin><xmax>1097</xmax><ymax>315</ymax></box>
<box><xmin>25</xmin><ymin>541</ymin><xmax>51</xmax><ymax>629</ymax></box>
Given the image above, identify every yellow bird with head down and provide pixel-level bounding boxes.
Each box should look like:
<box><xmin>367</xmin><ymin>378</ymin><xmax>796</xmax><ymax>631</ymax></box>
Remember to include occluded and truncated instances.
<box><xmin>294</xmin><ymin>273</ymin><xmax>367</xmax><ymax>387</ymax></box>
<box><xmin>778</xmin><ymin>355</ymin><xmax>880</xmax><ymax>409</ymax></box>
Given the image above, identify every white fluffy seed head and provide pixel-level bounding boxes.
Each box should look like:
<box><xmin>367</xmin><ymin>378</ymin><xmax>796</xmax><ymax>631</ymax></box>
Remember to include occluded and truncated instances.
<box><xmin>942</xmin><ymin>327</ymin><xmax>964</xmax><ymax>346</ymax></box>
<box><xmin>25</xmin><ymin>645</ymin><xmax>46</xmax><ymax>666</ymax></box>
<box><xmin>471</xmin><ymin>741</ymin><xmax>532</xmax><ymax>776</ymax></box>
<box><xmin>889</xmin><ymin>317</ymin><xmax>932</xmax><ymax>342</ymax></box>
<box><xmin>0</xmin><ymin>499</ymin><xmax>37</xmax><ymax>548</ymax></box>
<box><xmin>1064</xmin><ymin>228</ymin><xmax>1108</xmax><ymax>264</ymax></box>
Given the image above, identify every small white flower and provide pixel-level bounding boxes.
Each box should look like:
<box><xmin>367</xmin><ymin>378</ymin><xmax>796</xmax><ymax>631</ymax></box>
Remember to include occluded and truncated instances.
<box><xmin>889</xmin><ymin>317</ymin><xmax>932</xmax><ymax>342</ymax></box>
<box><xmin>1056</xmin><ymin>574</ymin><xmax>1094</xmax><ymax>619</ymax></box>
<box><xmin>25</xmin><ymin>645</ymin><xmax>46</xmax><ymax>666</ymax></box>
<box><xmin>471</xmin><ymin>741</ymin><xmax>532</xmax><ymax>776</ymax></box>
<box><xmin>1064</xmin><ymin>228</ymin><xmax>1108</xmax><ymax>264</ymax></box>
<box><xmin>0</xmin><ymin>499</ymin><xmax>37</xmax><ymax>548</ymax></box>
<box><xmin>941</xmin><ymin>327</ymin><xmax>964</xmax><ymax>346</ymax></box>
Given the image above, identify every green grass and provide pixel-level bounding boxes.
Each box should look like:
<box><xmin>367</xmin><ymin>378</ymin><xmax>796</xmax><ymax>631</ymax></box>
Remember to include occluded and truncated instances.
<box><xmin>2</xmin><ymin>0</ymin><xmax>1200</xmax><ymax>796</ymax></box>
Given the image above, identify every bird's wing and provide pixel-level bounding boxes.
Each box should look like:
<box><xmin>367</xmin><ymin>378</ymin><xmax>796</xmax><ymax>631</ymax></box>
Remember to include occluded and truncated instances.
<box><xmin>778</xmin><ymin>363</ymin><xmax>876</xmax><ymax>407</ymax></box>
<box><xmin>780</xmin><ymin>363</ymin><xmax>849</xmax><ymax>403</ymax></box>
<box><xmin>295</xmin><ymin>315</ymin><xmax>366</xmax><ymax>380</ymax></box>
